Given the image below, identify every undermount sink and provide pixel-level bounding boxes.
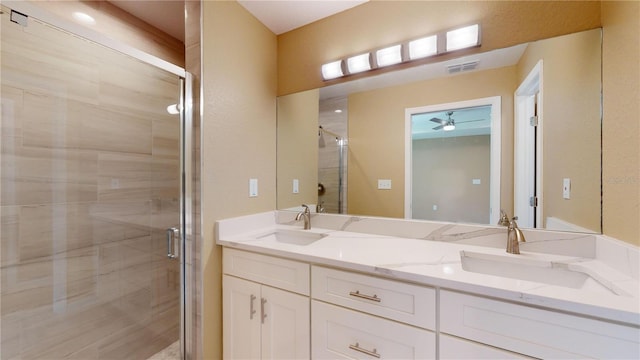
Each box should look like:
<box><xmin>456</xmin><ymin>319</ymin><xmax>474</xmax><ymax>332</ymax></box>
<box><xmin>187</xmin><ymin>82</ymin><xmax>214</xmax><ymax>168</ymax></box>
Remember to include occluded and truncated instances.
<box><xmin>460</xmin><ymin>250</ymin><xmax>626</xmax><ymax>296</ymax></box>
<box><xmin>256</xmin><ymin>229</ymin><xmax>327</xmax><ymax>246</ymax></box>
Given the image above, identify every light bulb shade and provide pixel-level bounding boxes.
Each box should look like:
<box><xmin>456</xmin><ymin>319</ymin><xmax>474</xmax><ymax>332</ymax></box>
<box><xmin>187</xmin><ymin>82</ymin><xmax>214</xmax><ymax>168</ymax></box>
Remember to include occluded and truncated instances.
<box><xmin>321</xmin><ymin>60</ymin><xmax>344</xmax><ymax>80</ymax></box>
<box><xmin>376</xmin><ymin>44</ymin><xmax>402</xmax><ymax>67</ymax></box>
<box><xmin>446</xmin><ymin>24</ymin><xmax>480</xmax><ymax>52</ymax></box>
<box><xmin>443</xmin><ymin>124</ymin><xmax>456</xmax><ymax>131</ymax></box>
<box><xmin>347</xmin><ymin>53</ymin><xmax>372</xmax><ymax>74</ymax></box>
<box><xmin>408</xmin><ymin>35</ymin><xmax>438</xmax><ymax>60</ymax></box>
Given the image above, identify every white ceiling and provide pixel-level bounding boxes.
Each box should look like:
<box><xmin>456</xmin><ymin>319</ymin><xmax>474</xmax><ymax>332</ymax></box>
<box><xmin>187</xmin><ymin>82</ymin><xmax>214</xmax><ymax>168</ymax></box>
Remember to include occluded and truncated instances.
<box><xmin>108</xmin><ymin>0</ymin><xmax>369</xmax><ymax>42</ymax></box>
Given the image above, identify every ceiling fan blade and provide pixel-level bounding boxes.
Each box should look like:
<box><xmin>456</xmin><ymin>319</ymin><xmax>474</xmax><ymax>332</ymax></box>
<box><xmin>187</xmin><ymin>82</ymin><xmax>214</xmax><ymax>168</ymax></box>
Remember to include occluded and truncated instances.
<box><xmin>457</xmin><ymin>118</ymin><xmax>485</xmax><ymax>123</ymax></box>
<box><xmin>430</xmin><ymin>117</ymin><xmax>445</xmax><ymax>124</ymax></box>
<box><xmin>432</xmin><ymin>125</ymin><xmax>444</xmax><ymax>131</ymax></box>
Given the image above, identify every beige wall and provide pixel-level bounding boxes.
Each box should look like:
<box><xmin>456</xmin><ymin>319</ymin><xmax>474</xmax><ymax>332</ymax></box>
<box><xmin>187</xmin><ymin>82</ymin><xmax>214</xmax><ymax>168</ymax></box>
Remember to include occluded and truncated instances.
<box><xmin>277</xmin><ymin>0</ymin><xmax>600</xmax><ymax>95</ymax></box>
<box><xmin>277</xmin><ymin>89</ymin><xmax>319</xmax><ymax>209</ymax></box>
<box><xmin>413</xmin><ymin>135</ymin><xmax>491</xmax><ymax>223</ymax></box>
<box><xmin>201</xmin><ymin>1</ymin><xmax>278</xmax><ymax>359</ymax></box>
<box><xmin>348</xmin><ymin>66</ymin><xmax>516</xmax><ymax>218</ymax></box>
<box><xmin>602</xmin><ymin>1</ymin><xmax>640</xmax><ymax>246</ymax></box>
<box><xmin>516</xmin><ymin>29</ymin><xmax>602</xmax><ymax>232</ymax></box>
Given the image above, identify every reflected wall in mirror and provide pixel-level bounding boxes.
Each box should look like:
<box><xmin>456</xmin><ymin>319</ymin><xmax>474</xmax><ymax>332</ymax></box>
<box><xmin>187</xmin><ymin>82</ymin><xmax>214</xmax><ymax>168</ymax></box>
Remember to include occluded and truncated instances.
<box><xmin>406</xmin><ymin>98</ymin><xmax>501</xmax><ymax>225</ymax></box>
<box><xmin>277</xmin><ymin>28</ymin><xmax>602</xmax><ymax>233</ymax></box>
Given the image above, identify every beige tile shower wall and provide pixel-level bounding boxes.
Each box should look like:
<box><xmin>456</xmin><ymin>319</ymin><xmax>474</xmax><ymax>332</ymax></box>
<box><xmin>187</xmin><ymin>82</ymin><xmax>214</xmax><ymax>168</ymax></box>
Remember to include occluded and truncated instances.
<box><xmin>201</xmin><ymin>2</ymin><xmax>278</xmax><ymax>359</ymax></box>
<box><xmin>348</xmin><ymin>66</ymin><xmax>516</xmax><ymax>219</ymax></box>
<box><xmin>516</xmin><ymin>29</ymin><xmax>602</xmax><ymax>233</ymax></box>
<box><xmin>1</xmin><ymin>11</ymin><xmax>181</xmax><ymax>359</ymax></box>
<box><xmin>24</xmin><ymin>0</ymin><xmax>184</xmax><ymax>67</ymax></box>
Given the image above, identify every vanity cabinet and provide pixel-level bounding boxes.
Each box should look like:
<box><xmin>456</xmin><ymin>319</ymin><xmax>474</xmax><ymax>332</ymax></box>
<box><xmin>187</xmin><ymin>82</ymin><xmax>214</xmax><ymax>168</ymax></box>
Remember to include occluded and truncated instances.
<box><xmin>439</xmin><ymin>334</ymin><xmax>534</xmax><ymax>359</ymax></box>
<box><xmin>222</xmin><ymin>248</ymin><xmax>310</xmax><ymax>360</ymax></box>
<box><xmin>440</xmin><ymin>290</ymin><xmax>640</xmax><ymax>359</ymax></box>
<box><xmin>311</xmin><ymin>266</ymin><xmax>437</xmax><ymax>359</ymax></box>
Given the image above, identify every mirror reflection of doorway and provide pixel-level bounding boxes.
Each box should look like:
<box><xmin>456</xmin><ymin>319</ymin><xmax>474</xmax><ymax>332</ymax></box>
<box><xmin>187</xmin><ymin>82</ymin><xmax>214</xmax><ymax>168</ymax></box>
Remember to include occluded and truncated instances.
<box><xmin>405</xmin><ymin>97</ymin><xmax>501</xmax><ymax>224</ymax></box>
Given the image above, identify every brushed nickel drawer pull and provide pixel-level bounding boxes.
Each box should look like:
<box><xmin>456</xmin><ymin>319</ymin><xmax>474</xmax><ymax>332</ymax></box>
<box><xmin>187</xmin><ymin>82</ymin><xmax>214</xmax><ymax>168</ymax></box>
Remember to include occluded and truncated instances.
<box><xmin>349</xmin><ymin>342</ymin><xmax>381</xmax><ymax>358</ymax></box>
<box><xmin>349</xmin><ymin>290</ymin><xmax>381</xmax><ymax>302</ymax></box>
<box><xmin>249</xmin><ymin>294</ymin><xmax>257</xmax><ymax>319</ymax></box>
<box><xmin>261</xmin><ymin>298</ymin><xmax>267</xmax><ymax>324</ymax></box>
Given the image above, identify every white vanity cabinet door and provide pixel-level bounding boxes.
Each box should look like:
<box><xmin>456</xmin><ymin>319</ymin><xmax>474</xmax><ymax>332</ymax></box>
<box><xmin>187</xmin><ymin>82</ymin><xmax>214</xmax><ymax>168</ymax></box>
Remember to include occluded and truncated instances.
<box><xmin>440</xmin><ymin>290</ymin><xmax>640</xmax><ymax>359</ymax></box>
<box><xmin>261</xmin><ymin>285</ymin><xmax>310</xmax><ymax>360</ymax></box>
<box><xmin>223</xmin><ymin>275</ymin><xmax>310</xmax><ymax>360</ymax></box>
<box><xmin>440</xmin><ymin>334</ymin><xmax>535</xmax><ymax>359</ymax></box>
<box><xmin>223</xmin><ymin>275</ymin><xmax>261</xmax><ymax>360</ymax></box>
<box><xmin>312</xmin><ymin>300</ymin><xmax>435</xmax><ymax>360</ymax></box>
<box><xmin>312</xmin><ymin>266</ymin><xmax>436</xmax><ymax>329</ymax></box>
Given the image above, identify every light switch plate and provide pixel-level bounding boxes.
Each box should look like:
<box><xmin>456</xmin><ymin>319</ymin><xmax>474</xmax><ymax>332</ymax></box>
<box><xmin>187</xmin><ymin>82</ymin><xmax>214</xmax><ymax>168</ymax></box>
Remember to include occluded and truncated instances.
<box><xmin>378</xmin><ymin>179</ymin><xmax>392</xmax><ymax>190</ymax></box>
<box><xmin>249</xmin><ymin>178</ymin><xmax>258</xmax><ymax>197</ymax></box>
<box><xmin>293</xmin><ymin>179</ymin><xmax>299</xmax><ymax>194</ymax></box>
<box><xmin>563</xmin><ymin>178</ymin><xmax>571</xmax><ymax>199</ymax></box>
<box><xmin>472</xmin><ymin>178</ymin><xmax>481</xmax><ymax>185</ymax></box>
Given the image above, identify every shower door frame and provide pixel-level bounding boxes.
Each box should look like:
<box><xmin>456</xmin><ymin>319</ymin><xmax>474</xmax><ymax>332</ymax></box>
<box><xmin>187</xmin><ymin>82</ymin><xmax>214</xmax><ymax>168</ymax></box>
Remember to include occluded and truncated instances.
<box><xmin>3</xmin><ymin>1</ymin><xmax>195</xmax><ymax>359</ymax></box>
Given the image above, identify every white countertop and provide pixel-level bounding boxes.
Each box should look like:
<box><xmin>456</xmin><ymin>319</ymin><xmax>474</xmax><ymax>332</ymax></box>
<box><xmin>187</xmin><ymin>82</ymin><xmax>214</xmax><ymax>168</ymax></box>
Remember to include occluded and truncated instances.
<box><xmin>216</xmin><ymin>212</ymin><xmax>640</xmax><ymax>327</ymax></box>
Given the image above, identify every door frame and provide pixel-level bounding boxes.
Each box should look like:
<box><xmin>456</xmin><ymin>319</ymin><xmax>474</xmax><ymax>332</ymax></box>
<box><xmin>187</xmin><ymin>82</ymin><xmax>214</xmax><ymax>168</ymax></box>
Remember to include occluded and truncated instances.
<box><xmin>514</xmin><ymin>60</ymin><xmax>544</xmax><ymax>228</ymax></box>
<box><xmin>404</xmin><ymin>96</ymin><xmax>502</xmax><ymax>224</ymax></box>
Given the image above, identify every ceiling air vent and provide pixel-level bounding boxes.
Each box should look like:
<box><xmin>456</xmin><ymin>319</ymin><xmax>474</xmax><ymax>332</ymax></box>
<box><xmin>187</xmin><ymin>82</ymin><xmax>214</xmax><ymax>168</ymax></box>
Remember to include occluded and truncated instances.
<box><xmin>447</xmin><ymin>60</ymin><xmax>480</xmax><ymax>74</ymax></box>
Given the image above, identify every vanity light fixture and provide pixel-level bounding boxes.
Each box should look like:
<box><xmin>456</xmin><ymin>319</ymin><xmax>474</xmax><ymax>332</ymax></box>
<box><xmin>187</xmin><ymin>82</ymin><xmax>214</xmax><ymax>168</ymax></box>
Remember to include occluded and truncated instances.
<box><xmin>408</xmin><ymin>35</ymin><xmax>438</xmax><ymax>60</ymax></box>
<box><xmin>346</xmin><ymin>53</ymin><xmax>372</xmax><ymax>74</ymax></box>
<box><xmin>334</xmin><ymin>109</ymin><xmax>343</xmax><ymax>113</ymax></box>
<box><xmin>166</xmin><ymin>104</ymin><xmax>180</xmax><ymax>115</ymax></box>
<box><xmin>376</xmin><ymin>44</ymin><xmax>403</xmax><ymax>67</ymax></box>
<box><xmin>321</xmin><ymin>60</ymin><xmax>344</xmax><ymax>80</ymax></box>
<box><xmin>446</xmin><ymin>24</ymin><xmax>480</xmax><ymax>52</ymax></box>
<box><xmin>320</xmin><ymin>24</ymin><xmax>480</xmax><ymax>80</ymax></box>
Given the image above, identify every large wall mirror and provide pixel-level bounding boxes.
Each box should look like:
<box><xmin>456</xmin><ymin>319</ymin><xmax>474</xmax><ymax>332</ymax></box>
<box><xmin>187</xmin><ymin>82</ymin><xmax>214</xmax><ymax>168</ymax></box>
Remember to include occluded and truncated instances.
<box><xmin>277</xmin><ymin>28</ymin><xmax>602</xmax><ymax>234</ymax></box>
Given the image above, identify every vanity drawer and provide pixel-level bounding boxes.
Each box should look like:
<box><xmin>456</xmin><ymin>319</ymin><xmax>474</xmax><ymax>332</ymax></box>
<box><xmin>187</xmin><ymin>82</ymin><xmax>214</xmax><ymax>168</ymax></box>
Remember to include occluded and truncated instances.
<box><xmin>223</xmin><ymin>248</ymin><xmax>309</xmax><ymax>295</ymax></box>
<box><xmin>311</xmin><ymin>266</ymin><xmax>436</xmax><ymax>329</ymax></box>
<box><xmin>311</xmin><ymin>300</ymin><xmax>435</xmax><ymax>359</ymax></box>
<box><xmin>440</xmin><ymin>290</ymin><xmax>640</xmax><ymax>359</ymax></box>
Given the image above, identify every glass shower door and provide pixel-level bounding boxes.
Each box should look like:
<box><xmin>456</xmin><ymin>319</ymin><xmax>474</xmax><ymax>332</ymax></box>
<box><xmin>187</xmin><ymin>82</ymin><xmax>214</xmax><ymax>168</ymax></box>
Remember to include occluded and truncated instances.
<box><xmin>1</xmin><ymin>7</ymin><xmax>185</xmax><ymax>359</ymax></box>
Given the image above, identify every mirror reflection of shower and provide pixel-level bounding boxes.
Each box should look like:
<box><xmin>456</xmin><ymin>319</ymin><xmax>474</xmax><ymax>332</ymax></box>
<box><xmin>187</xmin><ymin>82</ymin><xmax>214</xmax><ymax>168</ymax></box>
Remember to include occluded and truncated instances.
<box><xmin>318</xmin><ymin>96</ymin><xmax>348</xmax><ymax>214</ymax></box>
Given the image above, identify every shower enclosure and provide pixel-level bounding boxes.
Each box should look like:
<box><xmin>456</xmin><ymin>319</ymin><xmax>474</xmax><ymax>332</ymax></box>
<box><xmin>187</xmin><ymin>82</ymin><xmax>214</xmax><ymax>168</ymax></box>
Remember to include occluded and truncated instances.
<box><xmin>1</xmin><ymin>5</ymin><xmax>192</xmax><ymax>359</ymax></box>
<box><xmin>318</xmin><ymin>97</ymin><xmax>348</xmax><ymax>214</ymax></box>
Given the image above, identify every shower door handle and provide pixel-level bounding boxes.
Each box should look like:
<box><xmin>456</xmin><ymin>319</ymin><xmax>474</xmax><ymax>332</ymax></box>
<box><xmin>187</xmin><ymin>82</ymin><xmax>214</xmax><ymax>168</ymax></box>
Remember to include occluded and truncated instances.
<box><xmin>166</xmin><ymin>227</ymin><xmax>180</xmax><ymax>260</ymax></box>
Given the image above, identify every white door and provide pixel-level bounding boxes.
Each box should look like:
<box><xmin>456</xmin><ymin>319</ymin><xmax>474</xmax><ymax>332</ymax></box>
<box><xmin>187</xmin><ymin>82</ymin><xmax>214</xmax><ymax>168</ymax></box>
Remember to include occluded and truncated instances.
<box><xmin>261</xmin><ymin>286</ymin><xmax>310</xmax><ymax>360</ymax></box>
<box><xmin>223</xmin><ymin>276</ymin><xmax>261</xmax><ymax>360</ymax></box>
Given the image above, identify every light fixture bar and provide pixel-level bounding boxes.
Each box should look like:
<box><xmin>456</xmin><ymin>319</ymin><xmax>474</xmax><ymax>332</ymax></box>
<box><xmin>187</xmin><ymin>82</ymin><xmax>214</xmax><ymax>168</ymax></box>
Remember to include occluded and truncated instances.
<box><xmin>376</xmin><ymin>44</ymin><xmax>402</xmax><ymax>67</ymax></box>
<box><xmin>446</xmin><ymin>24</ymin><xmax>480</xmax><ymax>52</ymax></box>
<box><xmin>347</xmin><ymin>53</ymin><xmax>371</xmax><ymax>74</ymax></box>
<box><xmin>408</xmin><ymin>35</ymin><xmax>438</xmax><ymax>60</ymax></box>
<box><xmin>321</xmin><ymin>60</ymin><xmax>344</xmax><ymax>80</ymax></box>
<box><xmin>320</xmin><ymin>24</ymin><xmax>480</xmax><ymax>80</ymax></box>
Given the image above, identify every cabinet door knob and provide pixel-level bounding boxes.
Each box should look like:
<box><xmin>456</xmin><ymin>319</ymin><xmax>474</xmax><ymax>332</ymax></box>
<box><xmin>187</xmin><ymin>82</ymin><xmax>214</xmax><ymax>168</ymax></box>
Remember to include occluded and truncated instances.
<box><xmin>250</xmin><ymin>294</ymin><xmax>257</xmax><ymax>319</ymax></box>
<box><xmin>349</xmin><ymin>342</ymin><xmax>381</xmax><ymax>358</ymax></box>
<box><xmin>261</xmin><ymin>298</ymin><xmax>268</xmax><ymax>324</ymax></box>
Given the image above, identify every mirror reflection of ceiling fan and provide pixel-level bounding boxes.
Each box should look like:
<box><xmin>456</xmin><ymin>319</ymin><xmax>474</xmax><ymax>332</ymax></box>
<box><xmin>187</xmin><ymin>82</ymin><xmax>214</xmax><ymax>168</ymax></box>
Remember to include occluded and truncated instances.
<box><xmin>430</xmin><ymin>111</ymin><xmax>484</xmax><ymax>131</ymax></box>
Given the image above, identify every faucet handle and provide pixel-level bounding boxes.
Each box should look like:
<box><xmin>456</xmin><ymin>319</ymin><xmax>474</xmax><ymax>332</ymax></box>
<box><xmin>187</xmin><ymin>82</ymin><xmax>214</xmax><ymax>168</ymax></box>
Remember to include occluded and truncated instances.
<box><xmin>498</xmin><ymin>210</ymin><xmax>510</xmax><ymax>226</ymax></box>
<box><xmin>300</xmin><ymin>204</ymin><xmax>310</xmax><ymax>213</ymax></box>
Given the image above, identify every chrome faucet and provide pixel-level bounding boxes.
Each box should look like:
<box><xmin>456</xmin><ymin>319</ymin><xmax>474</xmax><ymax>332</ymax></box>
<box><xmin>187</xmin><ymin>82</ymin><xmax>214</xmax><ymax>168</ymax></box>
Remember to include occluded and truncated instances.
<box><xmin>498</xmin><ymin>210</ymin><xmax>526</xmax><ymax>254</ymax></box>
<box><xmin>295</xmin><ymin>204</ymin><xmax>311</xmax><ymax>230</ymax></box>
